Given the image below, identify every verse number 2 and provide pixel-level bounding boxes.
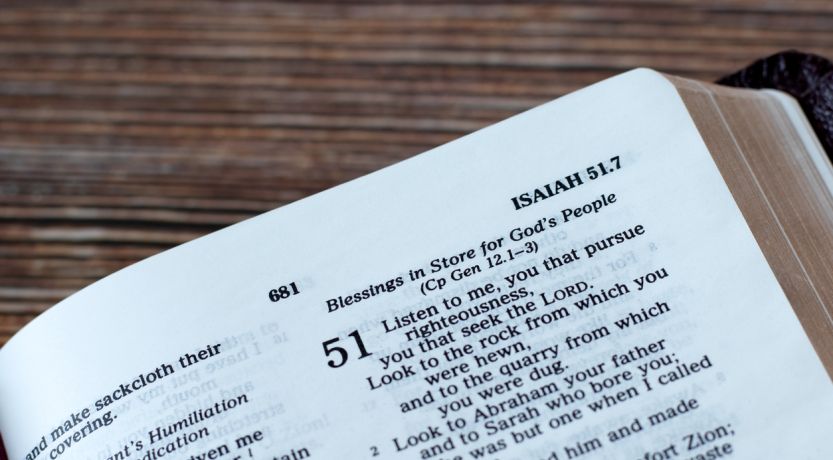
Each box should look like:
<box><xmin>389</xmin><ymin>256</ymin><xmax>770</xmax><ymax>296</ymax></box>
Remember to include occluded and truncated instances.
<box><xmin>322</xmin><ymin>330</ymin><xmax>372</xmax><ymax>368</ymax></box>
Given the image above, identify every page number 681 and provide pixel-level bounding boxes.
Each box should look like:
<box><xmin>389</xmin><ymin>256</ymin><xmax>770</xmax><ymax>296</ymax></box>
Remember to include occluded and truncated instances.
<box><xmin>268</xmin><ymin>281</ymin><xmax>300</xmax><ymax>302</ymax></box>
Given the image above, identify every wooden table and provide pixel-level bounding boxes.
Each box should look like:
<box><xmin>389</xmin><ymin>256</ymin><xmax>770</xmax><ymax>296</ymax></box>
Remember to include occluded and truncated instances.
<box><xmin>1</xmin><ymin>1</ymin><xmax>832</xmax><ymax>346</ymax></box>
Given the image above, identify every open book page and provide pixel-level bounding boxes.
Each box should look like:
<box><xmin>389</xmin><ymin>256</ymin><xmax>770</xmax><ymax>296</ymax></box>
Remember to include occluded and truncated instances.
<box><xmin>1</xmin><ymin>69</ymin><xmax>831</xmax><ymax>460</ymax></box>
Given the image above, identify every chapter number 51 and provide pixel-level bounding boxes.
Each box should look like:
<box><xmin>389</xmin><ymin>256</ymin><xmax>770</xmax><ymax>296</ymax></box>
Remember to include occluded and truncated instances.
<box><xmin>322</xmin><ymin>330</ymin><xmax>372</xmax><ymax>368</ymax></box>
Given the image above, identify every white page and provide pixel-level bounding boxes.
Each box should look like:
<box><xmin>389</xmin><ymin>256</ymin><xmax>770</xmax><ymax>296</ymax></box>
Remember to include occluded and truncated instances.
<box><xmin>1</xmin><ymin>69</ymin><xmax>832</xmax><ymax>460</ymax></box>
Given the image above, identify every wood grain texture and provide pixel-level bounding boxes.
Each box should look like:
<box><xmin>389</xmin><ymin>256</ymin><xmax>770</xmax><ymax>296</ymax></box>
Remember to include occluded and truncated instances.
<box><xmin>1</xmin><ymin>0</ymin><xmax>833</xmax><ymax>346</ymax></box>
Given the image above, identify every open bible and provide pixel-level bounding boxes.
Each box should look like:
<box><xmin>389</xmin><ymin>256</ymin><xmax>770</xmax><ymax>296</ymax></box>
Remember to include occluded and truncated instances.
<box><xmin>2</xmin><ymin>68</ymin><xmax>833</xmax><ymax>460</ymax></box>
